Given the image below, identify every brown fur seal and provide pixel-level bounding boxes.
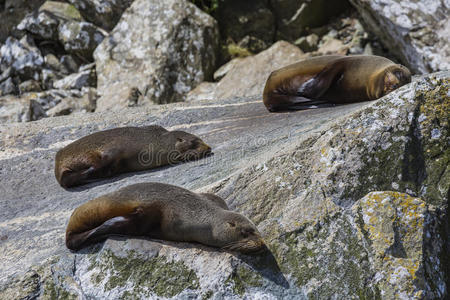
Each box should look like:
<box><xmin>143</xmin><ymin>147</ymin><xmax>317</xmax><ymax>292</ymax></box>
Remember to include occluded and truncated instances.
<box><xmin>55</xmin><ymin>126</ymin><xmax>212</xmax><ymax>188</ymax></box>
<box><xmin>65</xmin><ymin>182</ymin><xmax>266</xmax><ymax>254</ymax></box>
<box><xmin>263</xmin><ymin>55</ymin><xmax>411</xmax><ymax>112</ymax></box>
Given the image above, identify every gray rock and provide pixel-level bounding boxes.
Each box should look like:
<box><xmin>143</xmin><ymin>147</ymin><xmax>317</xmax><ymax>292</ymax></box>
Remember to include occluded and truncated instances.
<box><xmin>349</xmin><ymin>0</ymin><xmax>450</xmax><ymax>73</ymax></box>
<box><xmin>0</xmin><ymin>71</ymin><xmax>447</xmax><ymax>298</ymax></box>
<box><xmin>17</xmin><ymin>10</ymin><xmax>60</xmax><ymax>40</ymax></box>
<box><xmin>53</xmin><ymin>68</ymin><xmax>95</xmax><ymax>90</ymax></box>
<box><xmin>0</xmin><ymin>88</ymin><xmax>97</xmax><ymax>123</ymax></box>
<box><xmin>94</xmin><ymin>0</ymin><xmax>219</xmax><ymax>111</ymax></box>
<box><xmin>18</xmin><ymin>80</ymin><xmax>42</xmax><ymax>94</ymax></box>
<box><xmin>60</xmin><ymin>55</ymin><xmax>79</xmax><ymax>74</ymax></box>
<box><xmin>58</xmin><ymin>20</ymin><xmax>105</xmax><ymax>59</ymax></box>
<box><xmin>0</xmin><ymin>77</ymin><xmax>17</xmax><ymax>96</ymax></box>
<box><xmin>0</xmin><ymin>0</ymin><xmax>46</xmax><ymax>42</ymax></box>
<box><xmin>66</xmin><ymin>0</ymin><xmax>134</xmax><ymax>31</ymax></box>
<box><xmin>0</xmin><ymin>36</ymin><xmax>44</xmax><ymax>81</ymax></box>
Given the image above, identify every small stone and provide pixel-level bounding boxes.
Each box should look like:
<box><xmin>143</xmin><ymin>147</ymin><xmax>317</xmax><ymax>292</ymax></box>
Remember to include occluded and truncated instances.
<box><xmin>60</xmin><ymin>55</ymin><xmax>79</xmax><ymax>73</ymax></box>
<box><xmin>18</xmin><ymin>80</ymin><xmax>42</xmax><ymax>94</ymax></box>
<box><xmin>295</xmin><ymin>33</ymin><xmax>319</xmax><ymax>52</ymax></box>
<box><xmin>53</xmin><ymin>69</ymin><xmax>95</xmax><ymax>90</ymax></box>
<box><xmin>237</xmin><ymin>36</ymin><xmax>268</xmax><ymax>54</ymax></box>
<box><xmin>0</xmin><ymin>77</ymin><xmax>18</xmax><ymax>96</ymax></box>
<box><xmin>44</xmin><ymin>54</ymin><xmax>62</xmax><ymax>71</ymax></box>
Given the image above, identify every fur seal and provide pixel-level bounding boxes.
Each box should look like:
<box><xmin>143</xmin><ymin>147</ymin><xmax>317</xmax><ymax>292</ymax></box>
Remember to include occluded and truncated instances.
<box><xmin>65</xmin><ymin>182</ymin><xmax>266</xmax><ymax>253</ymax></box>
<box><xmin>55</xmin><ymin>126</ymin><xmax>212</xmax><ymax>188</ymax></box>
<box><xmin>263</xmin><ymin>55</ymin><xmax>411</xmax><ymax>112</ymax></box>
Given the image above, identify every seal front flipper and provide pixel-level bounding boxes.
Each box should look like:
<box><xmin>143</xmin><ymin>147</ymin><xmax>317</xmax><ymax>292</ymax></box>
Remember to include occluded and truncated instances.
<box><xmin>66</xmin><ymin>208</ymin><xmax>146</xmax><ymax>251</ymax></box>
<box><xmin>297</xmin><ymin>61</ymin><xmax>346</xmax><ymax>99</ymax></box>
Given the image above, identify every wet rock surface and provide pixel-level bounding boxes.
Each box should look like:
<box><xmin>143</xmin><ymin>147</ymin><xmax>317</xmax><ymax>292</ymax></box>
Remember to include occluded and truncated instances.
<box><xmin>0</xmin><ymin>72</ymin><xmax>448</xmax><ymax>299</ymax></box>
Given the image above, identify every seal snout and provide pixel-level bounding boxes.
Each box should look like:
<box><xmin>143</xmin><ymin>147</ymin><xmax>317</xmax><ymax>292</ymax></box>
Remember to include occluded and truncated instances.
<box><xmin>197</xmin><ymin>141</ymin><xmax>213</xmax><ymax>156</ymax></box>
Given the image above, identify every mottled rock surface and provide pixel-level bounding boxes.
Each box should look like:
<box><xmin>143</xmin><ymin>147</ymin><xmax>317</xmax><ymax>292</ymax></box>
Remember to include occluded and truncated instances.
<box><xmin>349</xmin><ymin>0</ymin><xmax>450</xmax><ymax>73</ymax></box>
<box><xmin>209</xmin><ymin>41</ymin><xmax>305</xmax><ymax>101</ymax></box>
<box><xmin>94</xmin><ymin>0</ymin><xmax>219</xmax><ymax>111</ymax></box>
<box><xmin>66</xmin><ymin>0</ymin><xmax>134</xmax><ymax>31</ymax></box>
<box><xmin>0</xmin><ymin>72</ymin><xmax>447</xmax><ymax>298</ymax></box>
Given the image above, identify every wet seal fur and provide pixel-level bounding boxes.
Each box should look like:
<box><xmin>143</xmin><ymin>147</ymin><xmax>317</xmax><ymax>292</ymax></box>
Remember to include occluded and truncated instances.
<box><xmin>263</xmin><ymin>55</ymin><xmax>411</xmax><ymax>112</ymax></box>
<box><xmin>66</xmin><ymin>182</ymin><xmax>266</xmax><ymax>254</ymax></box>
<box><xmin>55</xmin><ymin>125</ymin><xmax>212</xmax><ymax>188</ymax></box>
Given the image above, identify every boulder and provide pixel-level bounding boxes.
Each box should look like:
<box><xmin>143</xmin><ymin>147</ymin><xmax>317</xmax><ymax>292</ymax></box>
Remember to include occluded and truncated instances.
<box><xmin>270</xmin><ymin>0</ymin><xmax>350</xmax><ymax>41</ymax></box>
<box><xmin>213</xmin><ymin>41</ymin><xmax>305</xmax><ymax>100</ymax></box>
<box><xmin>94</xmin><ymin>0</ymin><xmax>219</xmax><ymax>111</ymax></box>
<box><xmin>349</xmin><ymin>0</ymin><xmax>450</xmax><ymax>73</ymax></box>
<box><xmin>66</xmin><ymin>0</ymin><xmax>134</xmax><ymax>31</ymax></box>
<box><xmin>0</xmin><ymin>36</ymin><xmax>44</xmax><ymax>82</ymax></box>
<box><xmin>58</xmin><ymin>21</ymin><xmax>105</xmax><ymax>59</ymax></box>
<box><xmin>0</xmin><ymin>0</ymin><xmax>46</xmax><ymax>42</ymax></box>
<box><xmin>17</xmin><ymin>1</ymin><xmax>83</xmax><ymax>41</ymax></box>
<box><xmin>0</xmin><ymin>72</ymin><xmax>447</xmax><ymax>298</ymax></box>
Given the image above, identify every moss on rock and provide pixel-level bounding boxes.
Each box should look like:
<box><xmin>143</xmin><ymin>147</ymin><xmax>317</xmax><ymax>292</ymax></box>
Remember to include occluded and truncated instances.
<box><xmin>89</xmin><ymin>250</ymin><xmax>199</xmax><ymax>298</ymax></box>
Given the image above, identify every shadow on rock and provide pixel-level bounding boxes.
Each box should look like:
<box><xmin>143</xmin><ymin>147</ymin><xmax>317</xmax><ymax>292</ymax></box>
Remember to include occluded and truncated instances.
<box><xmin>235</xmin><ymin>246</ymin><xmax>290</xmax><ymax>289</ymax></box>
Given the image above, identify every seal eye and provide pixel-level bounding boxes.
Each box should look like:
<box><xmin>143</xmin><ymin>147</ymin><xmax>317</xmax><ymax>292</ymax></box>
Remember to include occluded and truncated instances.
<box><xmin>177</xmin><ymin>138</ymin><xmax>186</xmax><ymax>143</ymax></box>
<box><xmin>227</xmin><ymin>221</ymin><xmax>236</xmax><ymax>227</ymax></box>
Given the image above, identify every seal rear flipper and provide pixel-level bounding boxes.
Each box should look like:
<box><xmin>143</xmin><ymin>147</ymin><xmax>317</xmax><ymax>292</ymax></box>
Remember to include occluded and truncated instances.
<box><xmin>66</xmin><ymin>208</ymin><xmax>146</xmax><ymax>250</ymax></box>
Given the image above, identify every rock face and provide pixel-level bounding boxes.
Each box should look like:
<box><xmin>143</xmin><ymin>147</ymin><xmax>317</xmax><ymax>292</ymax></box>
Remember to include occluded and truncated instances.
<box><xmin>0</xmin><ymin>72</ymin><xmax>448</xmax><ymax>298</ymax></box>
<box><xmin>349</xmin><ymin>0</ymin><xmax>450</xmax><ymax>73</ymax></box>
<box><xmin>94</xmin><ymin>0</ymin><xmax>219</xmax><ymax>111</ymax></box>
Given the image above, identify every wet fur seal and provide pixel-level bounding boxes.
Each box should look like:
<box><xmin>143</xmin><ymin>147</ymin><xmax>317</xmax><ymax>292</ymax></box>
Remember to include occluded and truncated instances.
<box><xmin>65</xmin><ymin>182</ymin><xmax>266</xmax><ymax>254</ymax></box>
<box><xmin>55</xmin><ymin>125</ymin><xmax>212</xmax><ymax>188</ymax></box>
<box><xmin>263</xmin><ymin>55</ymin><xmax>411</xmax><ymax>112</ymax></box>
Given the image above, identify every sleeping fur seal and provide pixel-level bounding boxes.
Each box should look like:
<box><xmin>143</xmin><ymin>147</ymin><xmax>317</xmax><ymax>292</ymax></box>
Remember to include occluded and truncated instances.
<box><xmin>65</xmin><ymin>182</ymin><xmax>266</xmax><ymax>254</ymax></box>
<box><xmin>55</xmin><ymin>125</ymin><xmax>212</xmax><ymax>188</ymax></box>
<box><xmin>263</xmin><ymin>55</ymin><xmax>411</xmax><ymax>112</ymax></box>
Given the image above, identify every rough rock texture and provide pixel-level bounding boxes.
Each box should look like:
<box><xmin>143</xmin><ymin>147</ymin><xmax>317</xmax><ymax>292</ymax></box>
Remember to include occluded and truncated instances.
<box><xmin>0</xmin><ymin>88</ymin><xmax>96</xmax><ymax>123</ymax></box>
<box><xmin>349</xmin><ymin>0</ymin><xmax>450</xmax><ymax>73</ymax></box>
<box><xmin>190</xmin><ymin>41</ymin><xmax>305</xmax><ymax>101</ymax></box>
<box><xmin>0</xmin><ymin>0</ymin><xmax>46</xmax><ymax>42</ymax></box>
<box><xmin>0</xmin><ymin>72</ymin><xmax>447</xmax><ymax>298</ymax></box>
<box><xmin>0</xmin><ymin>36</ymin><xmax>44</xmax><ymax>82</ymax></box>
<box><xmin>66</xmin><ymin>0</ymin><xmax>134</xmax><ymax>31</ymax></box>
<box><xmin>94</xmin><ymin>0</ymin><xmax>219</xmax><ymax>111</ymax></box>
<box><xmin>270</xmin><ymin>0</ymin><xmax>350</xmax><ymax>41</ymax></box>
